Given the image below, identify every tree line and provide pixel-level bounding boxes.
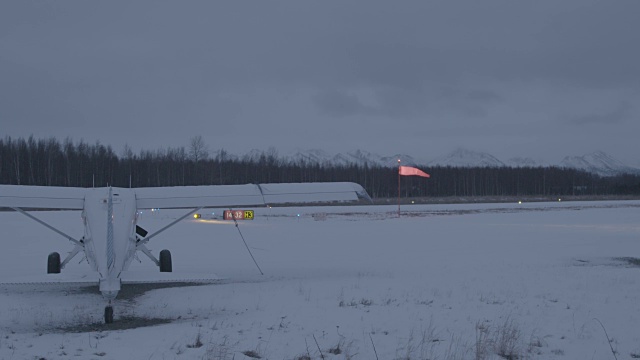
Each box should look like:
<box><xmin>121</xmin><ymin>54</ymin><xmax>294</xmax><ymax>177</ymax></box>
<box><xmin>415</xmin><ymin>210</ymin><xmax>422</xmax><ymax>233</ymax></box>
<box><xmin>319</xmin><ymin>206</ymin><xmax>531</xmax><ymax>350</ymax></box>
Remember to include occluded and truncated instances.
<box><xmin>1</xmin><ymin>136</ymin><xmax>639</xmax><ymax>198</ymax></box>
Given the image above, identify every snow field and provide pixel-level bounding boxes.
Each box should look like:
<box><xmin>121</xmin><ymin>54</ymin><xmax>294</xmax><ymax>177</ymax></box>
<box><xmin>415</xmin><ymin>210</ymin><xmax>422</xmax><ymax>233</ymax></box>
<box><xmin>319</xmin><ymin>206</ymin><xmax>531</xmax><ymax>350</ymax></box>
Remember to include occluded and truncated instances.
<box><xmin>1</xmin><ymin>201</ymin><xmax>639</xmax><ymax>359</ymax></box>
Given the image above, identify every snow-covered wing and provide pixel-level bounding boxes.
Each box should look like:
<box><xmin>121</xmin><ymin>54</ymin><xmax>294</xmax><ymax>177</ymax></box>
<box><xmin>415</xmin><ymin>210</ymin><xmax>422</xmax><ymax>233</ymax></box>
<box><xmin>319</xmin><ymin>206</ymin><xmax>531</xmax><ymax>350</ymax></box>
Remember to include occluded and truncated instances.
<box><xmin>134</xmin><ymin>184</ymin><xmax>263</xmax><ymax>209</ymax></box>
<box><xmin>0</xmin><ymin>185</ymin><xmax>85</xmax><ymax>209</ymax></box>
<box><xmin>258</xmin><ymin>182</ymin><xmax>370</xmax><ymax>204</ymax></box>
<box><xmin>134</xmin><ymin>182</ymin><xmax>370</xmax><ymax>209</ymax></box>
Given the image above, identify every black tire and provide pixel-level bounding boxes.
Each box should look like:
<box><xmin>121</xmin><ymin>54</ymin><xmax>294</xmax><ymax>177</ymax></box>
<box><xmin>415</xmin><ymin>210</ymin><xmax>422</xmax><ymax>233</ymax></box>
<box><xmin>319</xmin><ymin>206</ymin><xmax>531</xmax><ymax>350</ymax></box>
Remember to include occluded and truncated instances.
<box><xmin>159</xmin><ymin>249</ymin><xmax>172</xmax><ymax>272</ymax></box>
<box><xmin>47</xmin><ymin>252</ymin><xmax>61</xmax><ymax>274</ymax></box>
<box><xmin>104</xmin><ymin>306</ymin><xmax>114</xmax><ymax>324</ymax></box>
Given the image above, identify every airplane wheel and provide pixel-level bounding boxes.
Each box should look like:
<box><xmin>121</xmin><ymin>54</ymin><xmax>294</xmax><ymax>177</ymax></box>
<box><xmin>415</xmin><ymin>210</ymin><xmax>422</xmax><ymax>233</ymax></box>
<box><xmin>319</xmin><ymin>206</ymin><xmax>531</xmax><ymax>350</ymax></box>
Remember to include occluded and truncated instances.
<box><xmin>159</xmin><ymin>249</ymin><xmax>172</xmax><ymax>272</ymax></box>
<box><xmin>47</xmin><ymin>252</ymin><xmax>61</xmax><ymax>274</ymax></box>
<box><xmin>104</xmin><ymin>306</ymin><xmax>114</xmax><ymax>324</ymax></box>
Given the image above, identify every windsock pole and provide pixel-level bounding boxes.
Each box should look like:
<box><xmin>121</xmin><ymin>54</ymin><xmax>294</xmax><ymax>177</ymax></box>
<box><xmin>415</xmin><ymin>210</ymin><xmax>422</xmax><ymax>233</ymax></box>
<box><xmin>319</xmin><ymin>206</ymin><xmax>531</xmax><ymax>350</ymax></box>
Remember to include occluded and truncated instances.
<box><xmin>397</xmin><ymin>159</ymin><xmax>401</xmax><ymax>217</ymax></box>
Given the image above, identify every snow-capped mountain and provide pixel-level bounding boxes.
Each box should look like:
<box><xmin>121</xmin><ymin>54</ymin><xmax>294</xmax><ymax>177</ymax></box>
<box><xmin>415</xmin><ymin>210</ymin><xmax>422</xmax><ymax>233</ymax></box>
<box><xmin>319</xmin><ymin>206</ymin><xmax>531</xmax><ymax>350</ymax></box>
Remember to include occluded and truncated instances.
<box><xmin>506</xmin><ymin>157</ymin><xmax>540</xmax><ymax>167</ymax></box>
<box><xmin>283</xmin><ymin>149</ymin><xmax>420</xmax><ymax>167</ymax></box>
<box><xmin>286</xmin><ymin>149</ymin><xmax>335</xmax><ymax>165</ymax></box>
<box><xmin>245</xmin><ymin>148</ymin><xmax>637</xmax><ymax>176</ymax></box>
<box><xmin>380</xmin><ymin>154</ymin><xmax>419</xmax><ymax>167</ymax></box>
<box><xmin>427</xmin><ymin>148</ymin><xmax>505</xmax><ymax>168</ymax></box>
<box><xmin>559</xmin><ymin>151</ymin><xmax>640</xmax><ymax>177</ymax></box>
<box><xmin>332</xmin><ymin>150</ymin><xmax>385</xmax><ymax>166</ymax></box>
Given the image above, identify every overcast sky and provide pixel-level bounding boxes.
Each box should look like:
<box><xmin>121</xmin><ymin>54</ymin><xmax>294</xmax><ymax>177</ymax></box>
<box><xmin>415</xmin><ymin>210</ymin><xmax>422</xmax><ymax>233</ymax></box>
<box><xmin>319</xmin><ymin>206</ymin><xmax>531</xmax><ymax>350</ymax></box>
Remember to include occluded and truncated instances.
<box><xmin>2</xmin><ymin>1</ymin><xmax>639</xmax><ymax>164</ymax></box>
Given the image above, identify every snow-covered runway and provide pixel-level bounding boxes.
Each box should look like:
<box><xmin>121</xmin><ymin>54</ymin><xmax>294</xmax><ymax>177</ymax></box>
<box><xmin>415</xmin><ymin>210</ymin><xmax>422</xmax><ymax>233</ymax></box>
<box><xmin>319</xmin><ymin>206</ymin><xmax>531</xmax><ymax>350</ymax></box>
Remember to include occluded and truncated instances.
<box><xmin>1</xmin><ymin>200</ymin><xmax>639</xmax><ymax>359</ymax></box>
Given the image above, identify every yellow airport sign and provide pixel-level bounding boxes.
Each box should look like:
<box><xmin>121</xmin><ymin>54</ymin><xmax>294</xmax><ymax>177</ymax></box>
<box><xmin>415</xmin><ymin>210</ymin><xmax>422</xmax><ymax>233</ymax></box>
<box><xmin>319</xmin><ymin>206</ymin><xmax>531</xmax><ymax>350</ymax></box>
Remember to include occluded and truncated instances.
<box><xmin>223</xmin><ymin>210</ymin><xmax>254</xmax><ymax>220</ymax></box>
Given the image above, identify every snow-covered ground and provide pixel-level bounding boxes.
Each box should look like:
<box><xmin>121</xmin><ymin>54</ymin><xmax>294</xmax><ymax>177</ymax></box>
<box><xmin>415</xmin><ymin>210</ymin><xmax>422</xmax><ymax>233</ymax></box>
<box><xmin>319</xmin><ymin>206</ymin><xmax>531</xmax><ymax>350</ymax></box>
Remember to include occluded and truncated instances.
<box><xmin>1</xmin><ymin>200</ymin><xmax>639</xmax><ymax>359</ymax></box>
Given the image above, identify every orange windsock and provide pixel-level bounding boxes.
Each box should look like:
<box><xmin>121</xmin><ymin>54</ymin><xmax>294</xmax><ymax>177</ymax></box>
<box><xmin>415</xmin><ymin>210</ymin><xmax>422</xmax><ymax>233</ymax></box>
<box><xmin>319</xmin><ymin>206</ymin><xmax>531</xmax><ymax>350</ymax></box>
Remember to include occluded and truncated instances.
<box><xmin>399</xmin><ymin>166</ymin><xmax>430</xmax><ymax>178</ymax></box>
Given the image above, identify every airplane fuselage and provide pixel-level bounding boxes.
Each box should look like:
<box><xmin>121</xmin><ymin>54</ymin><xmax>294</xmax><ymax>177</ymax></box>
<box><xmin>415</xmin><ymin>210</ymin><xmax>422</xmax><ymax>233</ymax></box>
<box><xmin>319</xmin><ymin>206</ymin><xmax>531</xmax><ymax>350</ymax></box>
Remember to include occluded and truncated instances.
<box><xmin>82</xmin><ymin>188</ymin><xmax>139</xmax><ymax>300</ymax></box>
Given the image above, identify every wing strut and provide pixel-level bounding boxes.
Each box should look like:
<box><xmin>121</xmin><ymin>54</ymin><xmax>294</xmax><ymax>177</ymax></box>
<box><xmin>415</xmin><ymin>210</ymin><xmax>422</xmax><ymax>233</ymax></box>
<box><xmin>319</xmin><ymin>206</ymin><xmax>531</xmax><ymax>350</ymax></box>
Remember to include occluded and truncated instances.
<box><xmin>137</xmin><ymin>207</ymin><xmax>203</xmax><ymax>245</ymax></box>
<box><xmin>137</xmin><ymin>243</ymin><xmax>160</xmax><ymax>266</ymax></box>
<box><xmin>229</xmin><ymin>208</ymin><xmax>264</xmax><ymax>275</ymax></box>
<box><xmin>11</xmin><ymin>207</ymin><xmax>83</xmax><ymax>246</ymax></box>
<box><xmin>60</xmin><ymin>243</ymin><xmax>85</xmax><ymax>269</ymax></box>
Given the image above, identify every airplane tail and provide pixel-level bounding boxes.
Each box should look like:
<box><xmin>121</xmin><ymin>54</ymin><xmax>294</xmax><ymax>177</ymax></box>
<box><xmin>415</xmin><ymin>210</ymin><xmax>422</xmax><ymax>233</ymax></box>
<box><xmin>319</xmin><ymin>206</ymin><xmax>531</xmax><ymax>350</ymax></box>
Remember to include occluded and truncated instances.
<box><xmin>106</xmin><ymin>187</ymin><xmax>115</xmax><ymax>272</ymax></box>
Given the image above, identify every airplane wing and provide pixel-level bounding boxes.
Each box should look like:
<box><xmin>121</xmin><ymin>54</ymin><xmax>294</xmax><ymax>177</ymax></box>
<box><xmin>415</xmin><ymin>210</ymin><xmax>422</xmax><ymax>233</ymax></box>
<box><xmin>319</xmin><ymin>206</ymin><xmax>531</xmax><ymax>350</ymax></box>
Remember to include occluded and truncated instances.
<box><xmin>0</xmin><ymin>182</ymin><xmax>371</xmax><ymax>210</ymax></box>
<box><xmin>0</xmin><ymin>185</ymin><xmax>86</xmax><ymax>209</ymax></box>
<box><xmin>134</xmin><ymin>182</ymin><xmax>370</xmax><ymax>209</ymax></box>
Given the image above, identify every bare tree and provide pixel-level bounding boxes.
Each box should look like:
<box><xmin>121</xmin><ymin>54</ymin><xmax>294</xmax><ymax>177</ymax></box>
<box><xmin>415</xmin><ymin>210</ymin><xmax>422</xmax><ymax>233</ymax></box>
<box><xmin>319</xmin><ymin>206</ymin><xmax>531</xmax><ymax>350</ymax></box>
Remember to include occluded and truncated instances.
<box><xmin>188</xmin><ymin>136</ymin><xmax>209</xmax><ymax>163</ymax></box>
<box><xmin>121</xmin><ymin>144</ymin><xmax>134</xmax><ymax>187</ymax></box>
<box><xmin>188</xmin><ymin>136</ymin><xmax>209</xmax><ymax>185</ymax></box>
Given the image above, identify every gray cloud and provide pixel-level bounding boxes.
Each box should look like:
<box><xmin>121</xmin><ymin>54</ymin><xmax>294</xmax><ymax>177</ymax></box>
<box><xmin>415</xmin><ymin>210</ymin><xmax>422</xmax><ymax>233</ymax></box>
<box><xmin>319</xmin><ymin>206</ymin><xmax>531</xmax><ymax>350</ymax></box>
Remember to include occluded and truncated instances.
<box><xmin>569</xmin><ymin>102</ymin><xmax>633</xmax><ymax>126</ymax></box>
<box><xmin>313</xmin><ymin>90</ymin><xmax>369</xmax><ymax>118</ymax></box>
<box><xmin>1</xmin><ymin>0</ymin><xmax>640</xmax><ymax>163</ymax></box>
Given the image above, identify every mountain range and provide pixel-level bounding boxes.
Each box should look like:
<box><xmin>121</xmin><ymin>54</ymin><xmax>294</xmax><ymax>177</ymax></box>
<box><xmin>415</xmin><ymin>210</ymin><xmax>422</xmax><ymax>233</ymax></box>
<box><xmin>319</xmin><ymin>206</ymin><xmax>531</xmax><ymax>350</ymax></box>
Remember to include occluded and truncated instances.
<box><xmin>270</xmin><ymin>148</ymin><xmax>638</xmax><ymax>177</ymax></box>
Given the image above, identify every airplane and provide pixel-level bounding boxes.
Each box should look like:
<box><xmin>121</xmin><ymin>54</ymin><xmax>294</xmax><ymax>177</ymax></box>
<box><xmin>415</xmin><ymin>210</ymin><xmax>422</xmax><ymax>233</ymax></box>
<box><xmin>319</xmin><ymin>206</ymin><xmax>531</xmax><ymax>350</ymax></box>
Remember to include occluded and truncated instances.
<box><xmin>0</xmin><ymin>182</ymin><xmax>370</xmax><ymax>323</ymax></box>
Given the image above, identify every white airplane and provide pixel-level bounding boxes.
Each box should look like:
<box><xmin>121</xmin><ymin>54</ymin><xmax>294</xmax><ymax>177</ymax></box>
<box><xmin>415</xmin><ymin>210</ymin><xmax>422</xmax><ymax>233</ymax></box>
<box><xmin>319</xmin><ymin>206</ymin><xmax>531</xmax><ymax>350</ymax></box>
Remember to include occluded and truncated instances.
<box><xmin>0</xmin><ymin>182</ymin><xmax>369</xmax><ymax>323</ymax></box>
